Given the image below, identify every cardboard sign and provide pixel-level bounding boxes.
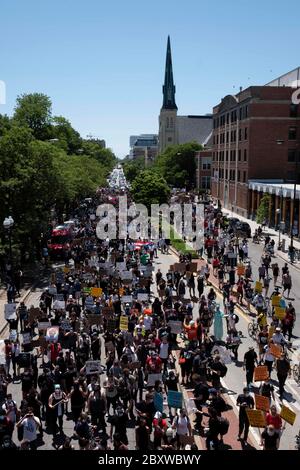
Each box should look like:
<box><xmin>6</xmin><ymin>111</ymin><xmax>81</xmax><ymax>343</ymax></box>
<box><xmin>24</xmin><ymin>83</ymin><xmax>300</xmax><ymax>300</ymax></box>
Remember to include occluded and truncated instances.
<box><xmin>119</xmin><ymin>315</ymin><xmax>128</xmax><ymax>331</ymax></box>
<box><xmin>154</xmin><ymin>392</ymin><xmax>163</xmax><ymax>413</ymax></box>
<box><xmin>22</xmin><ymin>332</ymin><xmax>32</xmax><ymax>345</ymax></box>
<box><xmin>116</xmin><ymin>262</ymin><xmax>126</xmax><ymax>271</ymax></box>
<box><xmin>167</xmin><ymin>320</ymin><xmax>183</xmax><ymax>335</ymax></box>
<box><xmin>167</xmin><ymin>390</ymin><xmax>183</xmax><ymax>409</ymax></box>
<box><xmin>102</xmin><ymin>307</ymin><xmax>114</xmax><ymax>317</ymax></box>
<box><xmin>137</xmin><ymin>293</ymin><xmax>149</xmax><ymax>301</ymax></box>
<box><xmin>121</xmin><ymin>295</ymin><xmax>132</xmax><ymax>304</ymax></box>
<box><xmin>121</xmin><ymin>271</ymin><xmax>133</xmax><ymax>280</ymax></box>
<box><xmin>254</xmin><ymin>366</ymin><xmax>269</xmax><ymax>382</ymax></box>
<box><xmin>46</xmin><ymin>326</ymin><xmax>59</xmax><ymax>343</ymax></box>
<box><xmin>270</xmin><ymin>343</ymin><xmax>282</xmax><ymax>359</ymax></box>
<box><xmin>28</xmin><ymin>308</ymin><xmax>42</xmax><ymax>322</ymax></box>
<box><xmin>255</xmin><ymin>394</ymin><xmax>270</xmax><ymax>412</ymax></box>
<box><xmin>86</xmin><ymin>360</ymin><xmax>102</xmax><ymax>375</ymax></box>
<box><xmin>91</xmin><ymin>287</ymin><xmax>102</xmax><ymax>297</ymax></box>
<box><xmin>173</xmin><ymin>263</ymin><xmax>186</xmax><ymax>273</ymax></box>
<box><xmin>237</xmin><ymin>264</ymin><xmax>245</xmax><ymax>276</ymax></box>
<box><xmin>275</xmin><ymin>307</ymin><xmax>286</xmax><ymax>320</ymax></box>
<box><xmin>38</xmin><ymin>321</ymin><xmax>51</xmax><ymax>330</ymax></box>
<box><xmin>189</xmin><ymin>263</ymin><xmax>198</xmax><ymax>273</ymax></box>
<box><xmin>83</xmin><ymin>287</ymin><xmax>91</xmax><ymax>295</ymax></box>
<box><xmin>147</xmin><ymin>373</ymin><xmax>163</xmax><ymax>387</ymax></box>
<box><xmin>246</xmin><ymin>409</ymin><xmax>266</xmax><ymax>428</ymax></box>
<box><xmin>272</xmin><ymin>296</ymin><xmax>281</xmax><ymax>307</ymax></box>
<box><xmin>107</xmin><ymin>318</ymin><xmax>117</xmax><ymax>333</ymax></box>
<box><xmin>280</xmin><ymin>404</ymin><xmax>296</xmax><ymax>425</ymax></box>
<box><xmin>4</xmin><ymin>303</ymin><xmax>17</xmax><ymax>320</ymax></box>
<box><xmin>268</xmin><ymin>326</ymin><xmax>275</xmax><ymax>340</ymax></box>
<box><xmin>87</xmin><ymin>315</ymin><xmax>102</xmax><ymax>326</ymax></box>
<box><xmin>255</xmin><ymin>281</ymin><xmax>263</xmax><ymax>293</ymax></box>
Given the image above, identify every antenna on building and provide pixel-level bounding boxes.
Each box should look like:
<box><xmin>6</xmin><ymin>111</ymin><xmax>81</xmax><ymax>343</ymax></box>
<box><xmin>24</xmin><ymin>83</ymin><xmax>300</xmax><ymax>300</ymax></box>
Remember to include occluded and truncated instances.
<box><xmin>239</xmin><ymin>86</ymin><xmax>243</xmax><ymax>92</ymax></box>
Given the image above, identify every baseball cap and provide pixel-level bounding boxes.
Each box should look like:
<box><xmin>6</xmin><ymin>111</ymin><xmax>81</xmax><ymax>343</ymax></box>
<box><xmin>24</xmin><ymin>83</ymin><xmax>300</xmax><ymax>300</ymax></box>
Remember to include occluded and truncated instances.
<box><xmin>154</xmin><ymin>411</ymin><xmax>162</xmax><ymax>419</ymax></box>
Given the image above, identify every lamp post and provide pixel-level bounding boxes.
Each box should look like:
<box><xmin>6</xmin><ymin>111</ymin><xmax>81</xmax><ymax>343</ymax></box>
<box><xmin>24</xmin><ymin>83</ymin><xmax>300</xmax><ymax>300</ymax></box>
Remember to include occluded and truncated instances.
<box><xmin>290</xmin><ymin>149</ymin><xmax>299</xmax><ymax>262</ymax></box>
<box><xmin>3</xmin><ymin>215</ymin><xmax>14</xmax><ymax>266</ymax></box>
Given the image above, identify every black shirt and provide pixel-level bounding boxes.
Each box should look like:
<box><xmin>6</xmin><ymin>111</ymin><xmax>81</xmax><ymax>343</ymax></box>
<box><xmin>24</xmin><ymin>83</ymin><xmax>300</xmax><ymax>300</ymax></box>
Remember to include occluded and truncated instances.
<box><xmin>236</xmin><ymin>393</ymin><xmax>254</xmax><ymax>417</ymax></box>
<box><xmin>244</xmin><ymin>350</ymin><xmax>258</xmax><ymax>369</ymax></box>
<box><xmin>261</xmin><ymin>430</ymin><xmax>279</xmax><ymax>450</ymax></box>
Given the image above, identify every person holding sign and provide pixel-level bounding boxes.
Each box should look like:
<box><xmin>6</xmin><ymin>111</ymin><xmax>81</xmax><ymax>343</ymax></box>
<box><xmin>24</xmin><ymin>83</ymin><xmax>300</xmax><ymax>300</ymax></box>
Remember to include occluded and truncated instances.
<box><xmin>236</xmin><ymin>387</ymin><xmax>254</xmax><ymax>444</ymax></box>
<box><xmin>48</xmin><ymin>384</ymin><xmax>68</xmax><ymax>436</ymax></box>
<box><xmin>266</xmin><ymin>405</ymin><xmax>283</xmax><ymax>434</ymax></box>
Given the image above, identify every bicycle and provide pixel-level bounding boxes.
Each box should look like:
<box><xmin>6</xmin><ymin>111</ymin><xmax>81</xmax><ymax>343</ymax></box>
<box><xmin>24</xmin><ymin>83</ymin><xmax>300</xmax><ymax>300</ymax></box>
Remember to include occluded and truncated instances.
<box><xmin>248</xmin><ymin>318</ymin><xmax>259</xmax><ymax>339</ymax></box>
<box><xmin>293</xmin><ymin>362</ymin><xmax>300</xmax><ymax>384</ymax></box>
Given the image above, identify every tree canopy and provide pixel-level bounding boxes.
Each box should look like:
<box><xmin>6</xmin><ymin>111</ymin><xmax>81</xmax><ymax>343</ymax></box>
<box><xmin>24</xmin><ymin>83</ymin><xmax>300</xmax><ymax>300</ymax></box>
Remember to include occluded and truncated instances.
<box><xmin>131</xmin><ymin>169</ymin><xmax>170</xmax><ymax>209</ymax></box>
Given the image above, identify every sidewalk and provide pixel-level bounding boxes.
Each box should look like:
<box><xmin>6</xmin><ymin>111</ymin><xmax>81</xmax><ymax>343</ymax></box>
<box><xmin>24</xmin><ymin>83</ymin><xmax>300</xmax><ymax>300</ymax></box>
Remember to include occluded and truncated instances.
<box><xmin>222</xmin><ymin>209</ymin><xmax>300</xmax><ymax>269</ymax></box>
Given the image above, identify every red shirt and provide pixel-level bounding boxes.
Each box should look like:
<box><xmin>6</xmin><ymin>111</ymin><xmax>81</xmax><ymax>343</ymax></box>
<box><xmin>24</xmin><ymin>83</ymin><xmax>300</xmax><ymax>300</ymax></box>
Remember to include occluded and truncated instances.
<box><xmin>266</xmin><ymin>413</ymin><xmax>282</xmax><ymax>430</ymax></box>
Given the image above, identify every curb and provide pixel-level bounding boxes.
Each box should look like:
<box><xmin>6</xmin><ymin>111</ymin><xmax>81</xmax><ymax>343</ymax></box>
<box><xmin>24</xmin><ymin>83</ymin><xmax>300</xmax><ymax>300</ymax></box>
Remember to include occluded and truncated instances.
<box><xmin>276</xmin><ymin>251</ymin><xmax>300</xmax><ymax>271</ymax></box>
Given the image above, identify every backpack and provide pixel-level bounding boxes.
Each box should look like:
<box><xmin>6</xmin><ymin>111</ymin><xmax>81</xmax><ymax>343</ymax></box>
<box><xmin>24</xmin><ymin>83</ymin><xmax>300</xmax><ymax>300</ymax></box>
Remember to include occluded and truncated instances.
<box><xmin>219</xmin><ymin>363</ymin><xmax>228</xmax><ymax>378</ymax></box>
<box><xmin>218</xmin><ymin>416</ymin><xmax>229</xmax><ymax>436</ymax></box>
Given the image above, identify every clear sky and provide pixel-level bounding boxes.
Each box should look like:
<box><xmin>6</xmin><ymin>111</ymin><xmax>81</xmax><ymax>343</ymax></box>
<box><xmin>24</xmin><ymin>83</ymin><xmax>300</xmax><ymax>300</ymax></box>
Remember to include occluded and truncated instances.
<box><xmin>0</xmin><ymin>0</ymin><xmax>299</xmax><ymax>158</ymax></box>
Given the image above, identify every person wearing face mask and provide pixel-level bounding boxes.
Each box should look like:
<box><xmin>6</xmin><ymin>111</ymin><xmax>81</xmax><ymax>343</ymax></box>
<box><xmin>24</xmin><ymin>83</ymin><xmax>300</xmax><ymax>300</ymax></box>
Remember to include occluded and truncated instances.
<box><xmin>48</xmin><ymin>384</ymin><xmax>68</xmax><ymax>436</ymax></box>
<box><xmin>109</xmin><ymin>404</ymin><xmax>129</xmax><ymax>445</ymax></box>
<box><xmin>261</xmin><ymin>424</ymin><xmax>280</xmax><ymax>450</ymax></box>
<box><xmin>266</xmin><ymin>405</ymin><xmax>283</xmax><ymax>435</ymax></box>
<box><xmin>236</xmin><ymin>387</ymin><xmax>254</xmax><ymax>444</ymax></box>
<box><xmin>161</xmin><ymin>427</ymin><xmax>177</xmax><ymax>450</ymax></box>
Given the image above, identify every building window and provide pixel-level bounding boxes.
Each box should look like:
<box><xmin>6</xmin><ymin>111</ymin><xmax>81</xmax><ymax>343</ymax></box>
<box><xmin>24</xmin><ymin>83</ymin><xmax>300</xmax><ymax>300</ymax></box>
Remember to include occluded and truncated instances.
<box><xmin>168</xmin><ymin>137</ymin><xmax>172</xmax><ymax>142</ymax></box>
<box><xmin>289</xmin><ymin>126</ymin><xmax>297</xmax><ymax>140</ymax></box>
<box><xmin>226</xmin><ymin>113</ymin><xmax>229</xmax><ymax>124</ymax></box>
<box><xmin>167</xmin><ymin>118</ymin><xmax>169</xmax><ymax>128</ymax></box>
<box><xmin>290</xmin><ymin>104</ymin><xmax>298</xmax><ymax>118</ymax></box>
<box><xmin>225</xmin><ymin>150</ymin><xmax>228</xmax><ymax>161</ymax></box>
<box><xmin>239</xmin><ymin>108</ymin><xmax>242</xmax><ymax>120</ymax></box>
<box><xmin>170</xmin><ymin>118</ymin><xmax>173</xmax><ymax>128</ymax></box>
<box><xmin>239</xmin><ymin>129</ymin><xmax>242</xmax><ymax>141</ymax></box>
<box><xmin>244</xmin><ymin>149</ymin><xmax>247</xmax><ymax>161</ymax></box>
<box><xmin>243</xmin><ymin>171</ymin><xmax>247</xmax><ymax>183</ymax></box>
<box><xmin>245</xmin><ymin>105</ymin><xmax>248</xmax><ymax>118</ymax></box>
<box><xmin>244</xmin><ymin>127</ymin><xmax>248</xmax><ymax>140</ymax></box>
<box><xmin>201</xmin><ymin>176</ymin><xmax>211</xmax><ymax>189</ymax></box>
<box><xmin>232</xmin><ymin>170</ymin><xmax>235</xmax><ymax>180</ymax></box>
<box><xmin>288</xmin><ymin>149</ymin><xmax>296</xmax><ymax>162</ymax></box>
<box><xmin>238</xmin><ymin>149</ymin><xmax>241</xmax><ymax>161</ymax></box>
<box><xmin>232</xmin><ymin>151</ymin><xmax>236</xmax><ymax>162</ymax></box>
<box><xmin>202</xmin><ymin>157</ymin><xmax>211</xmax><ymax>170</ymax></box>
<box><xmin>238</xmin><ymin>170</ymin><xmax>240</xmax><ymax>181</ymax></box>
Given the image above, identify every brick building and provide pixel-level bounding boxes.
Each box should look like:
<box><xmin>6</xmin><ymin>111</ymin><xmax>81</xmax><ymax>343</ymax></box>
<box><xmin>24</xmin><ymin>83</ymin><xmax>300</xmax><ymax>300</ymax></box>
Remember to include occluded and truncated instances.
<box><xmin>195</xmin><ymin>149</ymin><xmax>212</xmax><ymax>191</ymax></box>
<box><xmin>211</xmin><ymin>85</ymin><xmax>300</xmax><ymax>218</ymax></box>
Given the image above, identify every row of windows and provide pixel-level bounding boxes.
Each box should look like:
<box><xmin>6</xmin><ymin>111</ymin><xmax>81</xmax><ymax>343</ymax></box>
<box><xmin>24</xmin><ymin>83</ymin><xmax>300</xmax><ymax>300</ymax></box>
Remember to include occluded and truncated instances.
<box><xmin>288</xmin><ymin>149</ymin><xmax>300</xmax><ymax>162</ymax></box>
<box><xmin>213</xmin><ymin>127</ymin><xmax>248</xmax><ymax>145</ymax></box>
<box><xmin>215</xmin><ymin>168</ymin><xmax>247</xmax><ymax>183</ymax></box>
<box><xmin>214</xmin><ymin>106</ymin><xmax>249</xmax><ymax>128</ymax></box>
<box><xmin>201</xmin><ymin>176</ymin><xmax>211</xmax><ymax>189</ymax></box>
<box><xmin>212</xmin><ymin>149</ymin><xmax>247</xmax><ymax>162</ymax></box>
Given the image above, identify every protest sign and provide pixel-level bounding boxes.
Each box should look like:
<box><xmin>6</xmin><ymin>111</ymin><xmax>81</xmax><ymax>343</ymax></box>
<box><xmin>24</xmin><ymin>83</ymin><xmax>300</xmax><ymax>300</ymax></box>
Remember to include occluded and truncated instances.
<box><xmin>137</xmin><ymin>293</ymin><xmax>149</xmax><ymax>301</ymax></box>
<box><xmin>53</xmin><ymin>300</ymin><xmax>66</xmax><ymax>310</ymax></box>
<box><xmin>22</xmin><ymin>332</ymin><xmax>32</xmax><ymax>345</ymax></box>
<box><xmin>272</xmin><ymin>296</ymin><xmax>281</xmax><ymax>307</ymax></box>
<box><xmin>237</xmin><ymin>264</ymin><xmax>245</xmax><ymax>276</ymax></box>
<box><xmin>167</xmin><ymin>320</ymin><xmax>183</xmax><ymax>335</ymax></box>
<box><xmin>121</xmin><ymin>295</ymin><xmax>132</xmax><ymax>304</ymax></box>
<box><xmin>246</xmin><ymin>409</ymin><xmax>266</xmax><ymax>428</ymax></box>
<box><xmin>254</xmin><ymin>365</ymin><xmax>269</xmax><ymax>382</ymax></box>
<box><xmin>107</xmin><ymin>318</ymin><xmax>117</xmax><ymax>333</ymax></box>
<box><xmin>60</xmin><ymin>320</ymin><xmax>71</xmax><ymax>331</ymax></box>
<box><xmin>255</xmin><ymin>394</ymin><xmax>270</xmax><ymax>413</ymax></box>
<box><xmin>116</xmin><ymin>262</ymin><xmax>126</xmax><ymax>271</ymax></box>
<box><xmin>87</xmin><ymin>315</ymin><xmax>102</xmax><ymax>326</ymax></box>
<box><xmin>91</xmin><ymin>287</ymin><xmax>102</xmax><ymax>297</ymax></box>
<box><xmin>268</xmin><ymin>326</ymin><xmax>275</xmax><ymax>340</ymax></box>
<box><xmin>167</xmin><ymin>390</ymin><xmax>183</xmax><ymax>409</ymax></box>
<box><xmin>119</xmin><ymin>316</ymin><xmax>128</xmax><ymax>331</ymax></box>
<box><xmin>173</xmin><ymin>263</ymin><xmax>186</xmax><ymax>273</ymax></box>
<box><xmin>270</xmin><ymin>343</ymin><xmax>282</xmax><ymax>359</ymax></box>
<box><xmin>154</xmin><ymin>392</ymin><xmax>163</xmax><ymax>413</ymax></box>
<box><xmin>280</xmin><ymin>405</ymin><xmax>296</xmax><ymax>425</ymax></box>
<box><xmin>85</xmin><ymin>360</ymin><xmax>102</xmax><ymax>375</ymax></box>
<box><xmin>275</xmin><ymin>307</ymin><xmax>286</xmax><ymax>320</ymax></box>
<box><xmin>46</xmin><ymin>326</ymin><xmax>59</xmax><ymax>343</ymax></box>
<box><xmin>147</xmin><ymin>373</ymin><xmax>162</xmax><ymax>387</ymax></box>
<box><xmin>38</xmin><ymin>321</ymin><xmax>51</xmax><ymax>330</ymax></box>
<box><xmin>4</xmin><ymin>303</ymin><xmax>17</xmax><ymax>320</ymax></box>
<box><xmin>255</xmin><ymin>281</ymin><xmax>263</xmax><ymax>293</ymax></box>
<box><xmin>63</xmin><ymin>266</ymin><xmax>70</xmax><ymax>274</ymax></box>
<box><xmin>83</xmin><ymin>287</ymin><xmax>91</xmax><ymax>295</ymax></box>
<box><xmin>121</xmin><ymin>271</ymin><xmax>133</xmax><ymax>280</ymax></box>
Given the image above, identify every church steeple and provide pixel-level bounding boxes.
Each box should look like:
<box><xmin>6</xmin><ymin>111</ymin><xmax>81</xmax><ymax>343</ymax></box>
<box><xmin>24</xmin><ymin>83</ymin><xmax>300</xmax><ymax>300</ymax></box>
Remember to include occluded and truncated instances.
<box><xmin>162</xmin><ymin>36</ymin><xmax>177</xmax><ymax>110</ymax></box>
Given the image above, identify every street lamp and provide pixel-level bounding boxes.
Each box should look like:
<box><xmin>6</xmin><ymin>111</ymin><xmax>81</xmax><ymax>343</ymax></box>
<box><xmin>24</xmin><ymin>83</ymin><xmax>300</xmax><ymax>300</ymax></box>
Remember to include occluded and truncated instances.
<box><xmin>3</xmin><ymin>215</ymin><xmax>14</xmax><ymax>264</ymax></box>
<box><xmin>290</xmin><ymin>149</ymin><xmax>299</xmax><ymax>262</ymax></box>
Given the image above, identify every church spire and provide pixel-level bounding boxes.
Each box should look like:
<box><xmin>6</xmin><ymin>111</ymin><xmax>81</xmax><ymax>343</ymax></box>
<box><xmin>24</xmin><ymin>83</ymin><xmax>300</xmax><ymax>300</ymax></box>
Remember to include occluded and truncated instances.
<box><xmin>162</xmin><ymin>36</ymin><xmax>177</xmax><ymax>110</ymax></box>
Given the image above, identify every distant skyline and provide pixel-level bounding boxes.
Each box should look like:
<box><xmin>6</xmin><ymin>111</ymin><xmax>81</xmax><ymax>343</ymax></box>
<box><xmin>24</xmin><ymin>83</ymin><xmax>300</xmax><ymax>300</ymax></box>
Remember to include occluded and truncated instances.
<box><xmin>0</xmin><ymin>0</ymin><xmax>300</xmax><ymax>158</ymax></box>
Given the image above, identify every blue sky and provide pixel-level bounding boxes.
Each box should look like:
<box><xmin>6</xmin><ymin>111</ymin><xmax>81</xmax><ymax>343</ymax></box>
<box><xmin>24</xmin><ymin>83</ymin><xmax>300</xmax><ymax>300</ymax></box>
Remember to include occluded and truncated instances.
<box><xmin>0</xmin><ymin>0</ymin><xmax>299</xmax><ymax>158</ymax></box>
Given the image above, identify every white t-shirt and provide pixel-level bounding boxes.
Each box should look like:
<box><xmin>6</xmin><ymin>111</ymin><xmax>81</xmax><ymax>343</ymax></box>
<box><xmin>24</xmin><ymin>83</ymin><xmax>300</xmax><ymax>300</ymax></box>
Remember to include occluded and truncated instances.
<box><xmin>22</xmin><ymin>417</ymin><xmax>40</xmax><ymax>441</ymax></box>
<box><xmin>159</xmin><ymin>342</ymin><xmax>169</xmax><ymax>359</ymax></box>
<box><xmin>175</xmin><ymin>415</ymin><xmax>189</xmax><ymax>435</ymax></box>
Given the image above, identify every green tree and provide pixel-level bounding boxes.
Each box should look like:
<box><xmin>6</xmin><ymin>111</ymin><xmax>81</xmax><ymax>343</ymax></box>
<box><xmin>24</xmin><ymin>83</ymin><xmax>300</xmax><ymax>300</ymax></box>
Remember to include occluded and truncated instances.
<box><xmin>256</xmin><ymin>194</ymin><xmax>271</xmax><ymax>224</ymax></box>
<box><xmin>13</xmin><ymin>93</ymin><xmax>52</xmax><ymax>140</ymax></box>
<box><xmin>51</xmin><ymin>116</ymin><xmax>82</xmax><ymax>154</ymax></box>
<box><xmin>154</xmin><ymin>142</ymin><xmax>202</xmax><ymax>188</ymax></box>
<box><xmin>131</xmin><ymin>169</ymin><xmax>170</xmax><ymax>209</ymax></box>
<box><xmin>122</xmin><ymin>156</ymin><xmax>145</xmax><ymax>182</ymax></box>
